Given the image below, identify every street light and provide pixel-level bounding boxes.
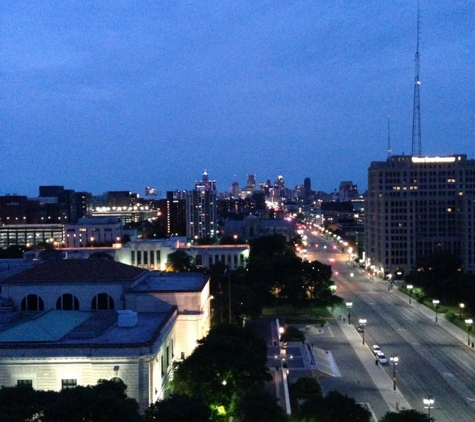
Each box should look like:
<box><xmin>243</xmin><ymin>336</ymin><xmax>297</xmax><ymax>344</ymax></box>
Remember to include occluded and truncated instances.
<box><xmin>432</xmin><ymin>299</ymin><xmax>440</xmax><ymax>323</ymax></box>
<box><xmin>390</xmin><ymin>355</ymin><xmax>399</xmax><ymax>391</ymax></box>
<box><xmin>358</xmin><ymin>318</ymin><xmax>367</xmax><ymax>345</ymax></box>
<box><xmin>459</xmin><ymin>303</ymin><xmax>465</xmax><ymax>319</ymax></box>
<box><xmin>406</xmin><ymin>284</ymin><xmax>413</xmax><ymax>304</ymax></box>
<box><xmin>465</xmin><ymin>318</ymin><xmax>473</xmax><ymax>346</ymax></box>
<box><xmin>423</xmin><ymin>395</ymin><xmax>434</xmax><ymax>421</ymax></box>
<box><xmin>346</xmin><ymin>301</ymin><xmax>353</xmax><ymax>325</ymax></box>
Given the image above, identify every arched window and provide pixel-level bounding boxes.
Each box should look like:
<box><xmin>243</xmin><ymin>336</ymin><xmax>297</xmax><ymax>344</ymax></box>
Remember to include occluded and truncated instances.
<box><xmin>91</xmin><ymin>293</ymin><xmax>114</xmax><ymax>310</ymax></box>
<box><xmin>56</xmin><ymin>294</ymin><xmax>79</xmax><ymax>310</ymax></box>
<box><xmin>21</xmin><ymin>294</ymin><xmax>44</xmax><ymax>312</ymax></box>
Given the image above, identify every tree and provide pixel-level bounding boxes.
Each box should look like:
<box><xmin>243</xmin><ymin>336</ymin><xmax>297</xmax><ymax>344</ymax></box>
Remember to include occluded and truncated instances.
<box><xmin>172</xmin><ymin>323</ymin><xmax>271</xmax><ymax>420</ymax></box>
<box><xmin>297</xmin><ymin>391</ymin><xmax>371</xmax><ymax>422</ymax></box>
<box><xmin>302</xmin><ymin>260</ymin><xmax>333</xmax><ymax>302</ymax></box>
<box><xmin>236</xmin><ymin>390</ymin><xmax>288</xmax><ymax>422</ymax></box>
<box><xmin>144</xmin><ymin>394</ymin><xmax>211</xmax><ymax>422</ymax></box>
<box><xmin>0</xmin><ymin>380</ymin><xmax>141</xmax><ymax>422</ymax></box>
<box><xmin>380</xmin><ymin>409</ymin><xmax>429</xmax><ymax>422</ymax></box>
<box><xmin>404</xmin><ymin>251</ymin><xmax>464</xmax><ymax>301</ymax></box>
<box><xmin>166</xmin><ymin>250</ymin><xmax>196</xmax><ymax>272</ymax></box>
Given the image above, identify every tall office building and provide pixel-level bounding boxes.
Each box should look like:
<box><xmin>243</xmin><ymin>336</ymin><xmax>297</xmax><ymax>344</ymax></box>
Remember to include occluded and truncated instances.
<box><xmin>186</xmin><ymin>171</ymin><xmax>218</xmax><ymax>241</ymax></box>
<box><xmin>366</xmin><ymin>155</ymin><xmax>475</xmax><ymax>278</ymax></box>
<box><xmin>157</xmin><ymin>191</ymin><xmax>186</xmax><ymax>237</ymax></box>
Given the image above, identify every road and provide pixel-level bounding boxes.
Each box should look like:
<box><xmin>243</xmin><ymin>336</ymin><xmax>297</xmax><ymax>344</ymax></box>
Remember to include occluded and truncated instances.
<box><xmin>303</xmin><ymin>227</ymin><xmax>475</xmax><ymax>422</ymax></box>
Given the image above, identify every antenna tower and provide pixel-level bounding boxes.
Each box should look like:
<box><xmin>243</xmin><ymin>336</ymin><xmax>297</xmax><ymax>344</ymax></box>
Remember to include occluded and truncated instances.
<box><xmin>387</xmin><ymin>115</ymin><xmax>392</xmax><ymax>158</ymax></box>
<box><xmin>411</xmin><ymin>1</ymin><xmax>422</xmax><ymax>156</ymax></box>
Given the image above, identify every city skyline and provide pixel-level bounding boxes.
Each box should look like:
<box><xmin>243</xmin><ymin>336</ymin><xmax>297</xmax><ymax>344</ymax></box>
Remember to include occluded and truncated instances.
<box><xmin>1</xmin><ymin>1</ymin><xmax>473</xmax><ymax>196</ymax></box>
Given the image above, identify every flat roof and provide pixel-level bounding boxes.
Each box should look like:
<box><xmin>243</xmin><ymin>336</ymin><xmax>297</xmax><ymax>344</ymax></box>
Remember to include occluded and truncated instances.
<box><xmin>3</xmin><ymin>259</ymin><xmax>147</xmax><ymax>284</ymax></box>
<box><xmin>0</xmin><ymin>307</ymin><xmax>176</xmax><ymax>352</ymax></box>
<box><xmin>133</xmin><ymin>272</ymin><xmax>209</xmax><ymax>293</ymax></box>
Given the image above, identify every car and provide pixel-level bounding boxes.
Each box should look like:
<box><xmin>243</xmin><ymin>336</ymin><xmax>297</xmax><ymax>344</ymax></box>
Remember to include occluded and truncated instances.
<box><xmin>372</xmin><ymin>345</ymin><xmax>381</xmax><ymax>355</ymax></box>
<box><xmin>376</xmin><ymin>351</ymin><xmax>387</xmax><ymax>364</ymax></box>
<box><xmin>356</xmin><ymin>325</ymin><xmax>364</xmax><ymax>332</ymax></box>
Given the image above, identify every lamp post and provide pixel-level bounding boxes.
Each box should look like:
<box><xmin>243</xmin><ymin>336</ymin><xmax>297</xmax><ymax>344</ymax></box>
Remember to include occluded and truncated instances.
<box><xmin>407</xmin><ymin>284</ymin><xmax>413</xmax><ymax>304</ymax></box>
<box><xmin>432</xmin><ymin>299</ymin><xmax>440</xmax><ymax>323</ymax></box>
<box><xmin>390</xmin><ymin>355</ymin><xmax>399</xmax><ymax>391</ymax></box>
<box><xmin>459</xmin><ymin>303</ymin><xmax>465</xmax><ymax>319</ymax></box>
<box><xmin>423</xmin><ymin>395</ymin><xmax>434</xmax><ymax>421</ymax></box>
<box><xmin>346</xmin><ymin>301</ymin><xmax>353</xmax><ymax>325</ymax></box>
<box><xmin>358</xmin><ymin>318</ymin><xmax>367</xmax><ymax>345</ymax></box>
<box><xmin>465</xmin><ymin>318</ymin><xmax>473</xmax><ymax>346</ymax></box>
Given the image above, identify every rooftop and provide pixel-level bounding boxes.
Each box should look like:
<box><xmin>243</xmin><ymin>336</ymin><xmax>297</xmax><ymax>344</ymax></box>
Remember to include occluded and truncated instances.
<box><xmin>0</xmin><ymin>307</ymin><xmax>176</xmax><ymax>354</ymax></box>
<box><xmin>133</xmin><ymin>272</ymin><xmax>209</xmax><ymax>292</ymax></box>
<box><xmin>2</xmin><ymin>259</ymin><xmax>147</xmax><ymax>284</ymax></box>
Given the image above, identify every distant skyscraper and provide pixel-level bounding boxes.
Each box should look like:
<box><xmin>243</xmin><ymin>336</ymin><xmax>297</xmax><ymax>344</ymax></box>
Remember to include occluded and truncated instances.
<box><xmin>195</xmin><ymin>170</ymin><xmax>216</xmax><ymax>191</ymax></box>
<box><xmin>366</xmin><ymin>154</ymin><xmax>475</xmax><ymax>278</ymax></box>
<box><xmin>247</xmin><ymin>174</ymin><xmax>256</xmax><ymax>189</ymax></box>
<box><xmin>186</xmin><ymin>171</ymin><xmax>218</xmax><ymax>240</ymax></box>
<box><xmin>158</xmin><ymin>191</ymin><xmax>186</xmax><ymax>237</ymax></box>
<box><xmin>231</xmin><ymin>182</ymin><xmax>240</xmax><ymax>198</ymax></box>
<box><xmin>339</xmin><ymin>181</ymin><xmax>358</xmax><ymax>202</ymax></box>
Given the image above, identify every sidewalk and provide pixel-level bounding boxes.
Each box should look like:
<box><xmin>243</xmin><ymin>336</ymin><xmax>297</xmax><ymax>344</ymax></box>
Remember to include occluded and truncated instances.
<box><xmin>336</xmin><ymin>316</ymin><xmax>411</xmax><ymax>413</ymax></box>
<box><xmin>392</xmin><ymin>285</ymin><xmax>475</xmax><ymax>349</ymax></box>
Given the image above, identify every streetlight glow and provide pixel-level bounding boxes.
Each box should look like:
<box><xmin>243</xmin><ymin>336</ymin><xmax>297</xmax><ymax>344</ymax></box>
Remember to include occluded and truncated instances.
<box><xmin>423</xmin><ymin>395</ymin><xmax>435</xmax><ymax>421</ymax></box>
<box><xmin>465</xmin><ymin>318</ymin><xmax>473</xmax><ymax>346</ymax></box>
<box><xmin>358</xmin><ymin>318</ymin><xmax>367</xmax><ymax>345</ymax></box>
<box><xmin>407</xmin><ymin>284</ymin><xmax>413</xmax><ymax>304</ymax></box>
<box><xmin>459</xmin><ymin>303</ymin><xmax>465</xmax><ymax>319</ymax></box>
<box><xmin>432</xmin><ymin>299</ymin><xmax>440</xmax><ymax>323</ymax></box>
<box><xmin>390</xmin><ymin>355</ymin><xmax>399</xmax><ymax>391</ymax></box>
<box><xmin>346</xmin><ymin>301</ymin><xmax>353</xmax><ymax>325</ymax></box>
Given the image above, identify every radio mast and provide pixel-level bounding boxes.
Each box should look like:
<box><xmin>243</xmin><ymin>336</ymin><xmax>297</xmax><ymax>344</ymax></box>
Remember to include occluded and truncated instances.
<box><xmin>411</xmin><ymin>1</ymin><xmax>422</xmax><ymax>156</ymax></box>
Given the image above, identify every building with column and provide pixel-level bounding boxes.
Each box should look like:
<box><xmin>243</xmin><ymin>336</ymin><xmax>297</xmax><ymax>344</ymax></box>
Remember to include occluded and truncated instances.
<box><xmin>366</xmin><ymin>154</ymin><xmax>475</xmax><ymax>278</ymax></box>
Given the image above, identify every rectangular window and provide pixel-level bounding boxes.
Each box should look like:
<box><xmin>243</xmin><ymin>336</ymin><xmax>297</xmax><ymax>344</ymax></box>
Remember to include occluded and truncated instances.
<box><xmin>161</xmin><ymin>355</ymin><xmax>164</xmax><ymax>377</ymax></box>
<box><xmin>61</xmin><ymin>379</ymin><xmax>77</xmax><ymax>389</ymax></box>
<box><xmin>150</xmin><ymin>251</ymin><xmax>154</xmax><ymax>266</ymax></box>
<box><xmin>17</xmin><ymin>379</ymin><xmax>33</xmax><ymax>388</ymax></box>
<box><xmin>196</xmin><ymin>254</ymin><xmax>202</xmax><ymax>266</ymax></box>
<box><xmin>131</xmin><ymin>251</ymin><xmax>135</xmax><ymax>266</ymax></box>
<box><xmin>144</xmin><ymin>250</ymin><xmax>148</xmax><ymax>265</ymax></box>
<box><xmin>137</xmin><ymin>251</ymin><xmax>142</xmax><ymax>266</ymax></box>
<box><xmin>166</xmin><ymin>346</ymin><xmax>170</xmax><ymax>367</ymax></box>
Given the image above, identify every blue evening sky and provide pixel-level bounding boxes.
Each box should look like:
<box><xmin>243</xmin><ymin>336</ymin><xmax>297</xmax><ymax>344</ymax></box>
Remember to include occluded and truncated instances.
<box><xmin>1</xmin><ymin>1</ymin><xmax>473</xmax><ymax>197</ymax></box>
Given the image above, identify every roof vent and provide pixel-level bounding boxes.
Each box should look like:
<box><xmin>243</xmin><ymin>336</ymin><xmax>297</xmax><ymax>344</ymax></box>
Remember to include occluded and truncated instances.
<box><xmin>117</xmin><ymin>310</ymin><xmax>138</xmax><ymax>327</ymax></box>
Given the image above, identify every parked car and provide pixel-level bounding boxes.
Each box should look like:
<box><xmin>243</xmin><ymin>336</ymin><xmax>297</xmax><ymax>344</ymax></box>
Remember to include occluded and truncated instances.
<box><xmin>372</xmin><ymin>345</ymin><xmax>381</xmax><ymax>355</ymax></box>
<box><xmin>376</xmin><ymin>351</ymin><xmax>387</xmax><ymax>364</ymax></box>
<box><xmin>356</xmin><ymin>325</ymin><xmax>364</xmax><ymax>332</ymax></box>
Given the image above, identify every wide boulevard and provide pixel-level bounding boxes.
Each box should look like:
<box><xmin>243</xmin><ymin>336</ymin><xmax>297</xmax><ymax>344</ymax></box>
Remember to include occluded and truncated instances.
<box><xmin>302</xmin><ymin>227</ymin><xmax>475</xmax><ymax>422</ymax></box>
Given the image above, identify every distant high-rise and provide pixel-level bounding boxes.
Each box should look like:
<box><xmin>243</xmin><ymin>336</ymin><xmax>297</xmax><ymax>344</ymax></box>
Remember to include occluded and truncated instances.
<box><xmin>366</xmin><ymin>155</ymin><xmax>475</xmax><ymax>277</ymax></box>
<box><xmin>231</xmin><ymin>182</ymin><xmax>240</xmax><ymax>198</ymax></box>
<box><xmin>158</xmin><ymin>191</ymin><xmax>186</xmax><ymax>237</ymax></box>
<box><xmin>339</xmin><ymin>181</ymin><xmax>358</xmax><ymax>202</ymax></box>
<box><xmin>247</xmin><ymin>174</ymin><xmax>256</xmax><ymax>189</ymax></box>
<box><xmin>186</xmin><ymin>171</ymin><xmax>218</xmax><ymax>241</ymax></box>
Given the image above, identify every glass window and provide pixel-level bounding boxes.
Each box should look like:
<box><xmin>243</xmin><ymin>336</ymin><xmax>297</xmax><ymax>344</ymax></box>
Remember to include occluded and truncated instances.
<box><xmin>62</xmin><ymin>379</ymin><xmax>77</xmax><ymax>389</ymax></box>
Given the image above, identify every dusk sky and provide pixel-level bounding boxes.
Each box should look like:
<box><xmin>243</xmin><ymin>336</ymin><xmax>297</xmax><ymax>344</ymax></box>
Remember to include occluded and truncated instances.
<box><xmin>1</xmin><ymin>1</ymin><xmax>473</xmax><ymax>197</ymax></box>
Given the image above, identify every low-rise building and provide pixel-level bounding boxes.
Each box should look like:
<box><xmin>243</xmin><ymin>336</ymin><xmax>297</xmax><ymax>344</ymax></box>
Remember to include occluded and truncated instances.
<box><xmin>0</xmin><ymin>259</ymin><xmax>211</xmax><ymax>410</ymax></box>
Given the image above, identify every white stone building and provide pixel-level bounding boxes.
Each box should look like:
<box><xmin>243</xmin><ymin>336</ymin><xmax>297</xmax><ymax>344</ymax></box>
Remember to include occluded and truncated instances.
<box><xmin>0</xmin><ymin>259</ymin><xmax>211</xmax><ymax>410</ymax></box>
